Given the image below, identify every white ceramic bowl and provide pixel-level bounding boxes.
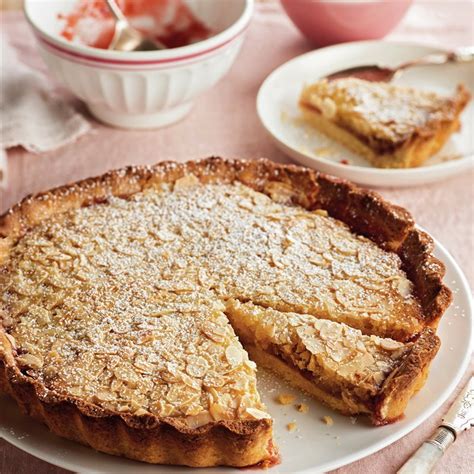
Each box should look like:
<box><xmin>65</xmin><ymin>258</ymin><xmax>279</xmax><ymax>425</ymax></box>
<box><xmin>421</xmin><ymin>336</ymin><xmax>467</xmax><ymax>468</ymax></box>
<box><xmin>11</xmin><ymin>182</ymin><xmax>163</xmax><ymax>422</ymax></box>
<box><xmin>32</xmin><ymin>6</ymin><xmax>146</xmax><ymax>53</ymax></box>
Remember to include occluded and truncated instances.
<box><xmin>24</xmin><ymin>0</ymin><xmax>253</xmax><ymax>129</ymax></box>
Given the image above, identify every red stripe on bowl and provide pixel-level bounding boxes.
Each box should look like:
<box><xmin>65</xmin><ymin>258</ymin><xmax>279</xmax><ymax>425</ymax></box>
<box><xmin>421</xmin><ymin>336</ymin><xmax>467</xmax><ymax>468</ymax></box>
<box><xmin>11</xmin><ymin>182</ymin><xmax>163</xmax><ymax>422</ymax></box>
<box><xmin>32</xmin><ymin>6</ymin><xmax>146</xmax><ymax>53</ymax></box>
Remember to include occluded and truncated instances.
<box><xmin>35</xmin><ymin>26</ymin><xmax>248</xmax><ymax>67</ymax></box>
<box><xmin>39</xmin><ymin>38</ymin><xmax>243</xmax><ymax>71</ymax></box>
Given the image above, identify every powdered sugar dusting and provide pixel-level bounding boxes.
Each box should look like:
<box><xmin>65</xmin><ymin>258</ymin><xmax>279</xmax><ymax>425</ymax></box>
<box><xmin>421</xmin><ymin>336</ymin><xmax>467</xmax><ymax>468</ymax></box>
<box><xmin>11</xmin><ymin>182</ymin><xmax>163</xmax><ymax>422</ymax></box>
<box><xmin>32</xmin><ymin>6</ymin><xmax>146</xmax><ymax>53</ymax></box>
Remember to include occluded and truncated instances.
<box><xmin>2</xmin><ymin>180</ymin><xmax>421</xmax><ymax>421</ymax></box>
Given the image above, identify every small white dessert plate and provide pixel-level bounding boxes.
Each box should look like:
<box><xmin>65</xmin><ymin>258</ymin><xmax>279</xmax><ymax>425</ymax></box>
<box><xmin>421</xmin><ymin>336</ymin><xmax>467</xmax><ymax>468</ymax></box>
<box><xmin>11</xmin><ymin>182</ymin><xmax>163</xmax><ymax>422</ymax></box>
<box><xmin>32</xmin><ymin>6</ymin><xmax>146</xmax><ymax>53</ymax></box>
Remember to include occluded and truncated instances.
<box><xmin>257</xmin><ymin>41</ymin><xmax>474</xmax><ymax>187</ymax></box>
<box><xmin>1</xmin><ymin>235</ymin><xmax>472</xmax><ymax>473</ymax></box>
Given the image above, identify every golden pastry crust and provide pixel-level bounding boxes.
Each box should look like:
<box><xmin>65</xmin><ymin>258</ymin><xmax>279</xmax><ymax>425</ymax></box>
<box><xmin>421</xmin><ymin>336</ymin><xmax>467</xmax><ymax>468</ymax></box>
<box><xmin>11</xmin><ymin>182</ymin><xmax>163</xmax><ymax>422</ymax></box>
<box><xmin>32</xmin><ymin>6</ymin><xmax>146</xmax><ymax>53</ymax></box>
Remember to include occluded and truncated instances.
<box><xmin>0</xmin><ymin>157</ymin><xmax>451</xmax><ymax>466</ymax></box>
<box><xmin>299</xmin><ymin>79</ymin><xmax>471</xmax><ymax>168</ymax></box>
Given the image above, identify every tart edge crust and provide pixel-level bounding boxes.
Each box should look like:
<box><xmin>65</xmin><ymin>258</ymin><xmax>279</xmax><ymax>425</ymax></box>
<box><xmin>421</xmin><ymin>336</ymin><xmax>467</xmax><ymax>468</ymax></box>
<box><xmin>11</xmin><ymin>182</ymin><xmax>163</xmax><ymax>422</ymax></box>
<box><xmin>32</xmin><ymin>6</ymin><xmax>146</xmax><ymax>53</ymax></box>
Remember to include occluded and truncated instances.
<box><xmin>0</xmin><ymin>157</ymin><xmax>451</xmax><ymax>465</ymax></box>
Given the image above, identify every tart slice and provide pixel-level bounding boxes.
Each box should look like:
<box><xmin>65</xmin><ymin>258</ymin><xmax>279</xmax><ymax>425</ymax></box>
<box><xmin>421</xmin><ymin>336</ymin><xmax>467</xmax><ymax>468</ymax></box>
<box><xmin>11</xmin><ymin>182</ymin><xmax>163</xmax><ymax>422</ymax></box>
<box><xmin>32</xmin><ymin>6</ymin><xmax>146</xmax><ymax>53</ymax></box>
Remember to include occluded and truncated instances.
<box><xmin>226</xmin><ymin>299</ymin><xmax>440</xmax><ymax>424</ymax></box>
<box><xmin>299</xmin><ymin>78</ymin><xmax>470</xmax><ymax>168</ymax></box>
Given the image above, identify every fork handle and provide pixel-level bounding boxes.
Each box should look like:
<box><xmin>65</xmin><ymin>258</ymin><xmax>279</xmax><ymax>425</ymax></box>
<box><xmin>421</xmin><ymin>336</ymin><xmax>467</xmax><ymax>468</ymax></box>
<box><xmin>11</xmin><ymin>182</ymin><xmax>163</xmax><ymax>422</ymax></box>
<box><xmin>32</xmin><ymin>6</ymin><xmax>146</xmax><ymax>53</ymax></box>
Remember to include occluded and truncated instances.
<box><xmin>397</xmin><ymin>427</ymin><xmax>455</xmax><ymax>474</ymax></box>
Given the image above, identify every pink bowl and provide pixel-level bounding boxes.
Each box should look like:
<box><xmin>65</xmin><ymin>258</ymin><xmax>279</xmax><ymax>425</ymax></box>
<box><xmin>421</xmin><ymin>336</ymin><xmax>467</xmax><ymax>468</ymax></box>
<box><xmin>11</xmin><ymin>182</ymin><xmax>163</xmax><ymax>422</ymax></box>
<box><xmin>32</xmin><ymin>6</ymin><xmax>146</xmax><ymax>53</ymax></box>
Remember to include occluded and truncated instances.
<box><xmin>281</xmin><ymin>0</ymin><xmax>413</xmax><ymax>47</ymax></box>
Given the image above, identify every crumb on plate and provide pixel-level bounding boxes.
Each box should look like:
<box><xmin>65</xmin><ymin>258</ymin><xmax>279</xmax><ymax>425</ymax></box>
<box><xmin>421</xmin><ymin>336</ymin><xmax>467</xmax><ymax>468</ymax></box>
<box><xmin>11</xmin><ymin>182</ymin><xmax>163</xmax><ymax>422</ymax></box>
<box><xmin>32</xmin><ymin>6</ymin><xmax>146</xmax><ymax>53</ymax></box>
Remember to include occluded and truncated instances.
<box><xmin>296</xmin><ymin>403</ymin><xmax>309</xmax><ymax>413</ymax></box>
<box><xmin>277</xmin><ymin>393</ymin><xmax>296</xmax><ymax>405</ymax></box>
<box><xmin>322</xmin><ymin>415</ymin><xmax>334</xmax><ymax>426</ymax></box>
<box><xmin>287</xmin><ymin>422</ymin><xmax>297</xmax><ymax>432</ymax></box>
<box><xmin>314</xmin><ymin>146</ymin><xmax>334</xmax><ymax>157</ymax></box>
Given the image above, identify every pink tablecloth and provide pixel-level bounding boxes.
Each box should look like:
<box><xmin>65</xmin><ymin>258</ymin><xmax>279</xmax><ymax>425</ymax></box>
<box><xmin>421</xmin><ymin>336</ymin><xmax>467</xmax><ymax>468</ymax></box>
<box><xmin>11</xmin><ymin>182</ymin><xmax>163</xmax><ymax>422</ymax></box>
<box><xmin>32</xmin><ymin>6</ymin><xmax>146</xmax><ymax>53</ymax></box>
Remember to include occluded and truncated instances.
<box><xmin>0</xmin><ymin>2</ymin><xmax>473</xmax><ymax>473</ymax></box>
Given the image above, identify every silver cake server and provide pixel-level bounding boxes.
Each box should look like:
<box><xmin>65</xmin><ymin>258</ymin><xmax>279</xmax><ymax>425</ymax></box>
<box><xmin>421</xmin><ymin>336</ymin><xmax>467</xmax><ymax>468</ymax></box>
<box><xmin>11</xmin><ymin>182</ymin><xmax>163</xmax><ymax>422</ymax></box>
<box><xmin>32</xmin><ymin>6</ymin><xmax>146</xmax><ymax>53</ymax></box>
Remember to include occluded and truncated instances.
<box><xmin>398</xmin><ymin>376</ymin><xmax>473</xmax><ymax>474</ymax></box>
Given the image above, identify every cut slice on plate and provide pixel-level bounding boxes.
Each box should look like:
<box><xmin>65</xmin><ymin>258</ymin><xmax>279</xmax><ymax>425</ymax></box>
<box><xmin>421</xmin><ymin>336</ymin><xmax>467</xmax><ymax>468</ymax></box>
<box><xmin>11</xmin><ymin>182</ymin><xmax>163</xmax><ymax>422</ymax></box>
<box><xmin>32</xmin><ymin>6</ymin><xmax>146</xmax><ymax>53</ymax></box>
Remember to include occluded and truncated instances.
<box><xmin>225</xmin><ymin>299</ymin><xmax>440</xmax><ymax>424</ymax></box>
<box><xmin>299</xmin><ymin>78</ymin><xmax>471</xmax><ymax>168</ymax></box>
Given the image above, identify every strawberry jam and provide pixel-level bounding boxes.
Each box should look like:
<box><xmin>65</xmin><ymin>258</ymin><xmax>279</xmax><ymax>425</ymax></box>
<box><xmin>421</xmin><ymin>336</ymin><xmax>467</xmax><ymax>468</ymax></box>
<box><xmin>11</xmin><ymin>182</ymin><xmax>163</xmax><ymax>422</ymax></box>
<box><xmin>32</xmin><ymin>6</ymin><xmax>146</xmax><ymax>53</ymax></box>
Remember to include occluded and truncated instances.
<box><xmin>59</xmin><ymin>0</ymin><xmax>212</xmax><ymax>50</ymax></box>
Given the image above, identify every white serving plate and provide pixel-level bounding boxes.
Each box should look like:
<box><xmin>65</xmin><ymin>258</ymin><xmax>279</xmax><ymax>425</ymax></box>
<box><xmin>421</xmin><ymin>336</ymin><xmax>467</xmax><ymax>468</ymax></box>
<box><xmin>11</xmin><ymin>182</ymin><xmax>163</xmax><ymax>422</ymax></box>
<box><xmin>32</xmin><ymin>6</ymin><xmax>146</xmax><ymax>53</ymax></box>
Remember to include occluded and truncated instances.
<box><xmin>1</xmin><ymin>236</ymin><xmax>472</xmax><ymax>474</ymax></box>
<box><xmin>257</xmin><ymin>41</ymin><xmax>474</xmax><ymax>187</ymax></box>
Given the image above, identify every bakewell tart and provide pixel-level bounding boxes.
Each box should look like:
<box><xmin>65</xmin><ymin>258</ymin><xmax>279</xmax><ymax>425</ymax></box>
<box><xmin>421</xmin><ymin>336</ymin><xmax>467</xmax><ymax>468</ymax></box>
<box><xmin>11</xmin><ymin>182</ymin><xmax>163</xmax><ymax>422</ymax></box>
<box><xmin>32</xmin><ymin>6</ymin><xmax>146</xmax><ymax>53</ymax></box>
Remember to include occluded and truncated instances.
<box><xmin>0</xmin><ymin>158</ymin><xmax>451</xmax><ymax>467</ymax></box>
<box><xmin>299</xmin><ymin>78</ymin><xmax>471</xmax><ymax>168</ymax></box>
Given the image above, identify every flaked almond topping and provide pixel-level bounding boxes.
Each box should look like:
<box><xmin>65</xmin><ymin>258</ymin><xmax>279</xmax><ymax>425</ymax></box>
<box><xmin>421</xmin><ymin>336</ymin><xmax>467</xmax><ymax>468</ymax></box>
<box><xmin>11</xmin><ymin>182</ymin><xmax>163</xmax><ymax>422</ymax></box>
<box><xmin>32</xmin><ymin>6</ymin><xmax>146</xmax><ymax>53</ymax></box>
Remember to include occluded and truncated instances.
<box><xmin>264</xmin><ymin>181</ymin><xmax>294</xmax><ymax>204</ymax></box>
<box><xmin>198</xmin><ymin>268</ymin><xmax>209</xmax><ymax>286</ymax></box>
<box><xmin>237</xmin><ymin>199</ymin><xmax>253</xmax><ymax>211</ymax></box>
<box><xmin>94</xmin><ymin>390</ymin><xmax>115</xmax><ymax>402</ymax></box>
<box><xmin>202</xmin><ymin>323</ymin><xmax>226</xmax><ymax>343</ymax></box>
<box><xmin>174</xmin><ymin>174</ymin><xmax>200</xmax><ymax>190</ymax></box>
<box><xmin>245</xmin><ymin>407</ymin><xmax>271</xmax><ymax>420</ymax></box>
<box><xmin>5</xmin><ymin>333</ymin><xmax>17</xmax><ymax>350</ymax></box>
<box><xmin>396</xmin><ymin>277</ymin><xmax>412</xmax><ymax>298</ymax></box>
<box><xmin>209</xmin><ymin>402</ymin><xmax>228</xmax><ymax>420</ymax></box>
<box><xmin>16</xmin><ymin>353</ymin><xmax>43</xmax><ymax>370</ymax></box>
<box><xmin>154</xmin><ymin>229</ymin><xmax>175</xmax><ymax>242</ymax></box>
<box><xmin>314</xmin><ymin>209</ymin><xmax>328</xmax><ymax>217</ymax></box>
<box><xmin>245</xmin><ymin>359</ymin><xmax>257</xmax><ymax>371</ymax></box>
<box><xmin>166</xmin><ymin>385</ymin><xmax>199</xmax><ymax>406</ymax></box>
<box><xmin>185</xmin><ymin>410</ymin><xmax>213</xmax><ymax>429</ymax></box>
<box><xmin>30</xmin><ymin>305</ymin><xmax>51</xmax><ymax>325</ymax></box>
<box><xmin>225</xmin><ymin>345</ymin><xmax>244</xmax><ymax>367</ymax></box>
<box><xmin>203</xmin><ymin>371</ymin><xmax>226</xmax><ymax>388</ymax></box>
<box><xmin>270</xmin><ymin>250</ymin><xmax>285</xmax><ymax>269</ymax></box>
<box><xmin>186</xmin><ymin>355</ymin><xmax>209</xmax><ymax>378</ymax></box>
<box><xmin>66</xmin><ymin>385</ymin><xmax>84</xmax><ymax>396</ymax></box>
<box><xmin>378</xmin><ymin>338</ymin><xmax>404</xmax><ymax>351</ymax></box>
<box><xmin>184</xmin><ymin>403</ymin><xmax>203</xmax><ymax>416</ymax></box>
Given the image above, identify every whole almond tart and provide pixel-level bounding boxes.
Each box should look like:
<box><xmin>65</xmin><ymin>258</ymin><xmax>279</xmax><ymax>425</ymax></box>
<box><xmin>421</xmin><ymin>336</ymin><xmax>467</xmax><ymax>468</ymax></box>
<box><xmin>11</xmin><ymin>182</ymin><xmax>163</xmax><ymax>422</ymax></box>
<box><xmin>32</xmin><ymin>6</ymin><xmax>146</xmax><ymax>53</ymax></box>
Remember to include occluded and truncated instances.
<box><xmin>0</xmin><ymin>158</ymin><xmax>451</xmax><ymax>468</ymax></box>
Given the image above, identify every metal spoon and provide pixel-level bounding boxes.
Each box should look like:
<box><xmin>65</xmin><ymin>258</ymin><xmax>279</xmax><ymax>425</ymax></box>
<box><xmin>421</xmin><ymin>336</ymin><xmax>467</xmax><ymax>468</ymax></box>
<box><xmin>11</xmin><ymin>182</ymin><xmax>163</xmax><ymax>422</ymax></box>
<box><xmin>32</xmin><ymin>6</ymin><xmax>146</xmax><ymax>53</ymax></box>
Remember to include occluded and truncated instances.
<box><xmin>106</xmin><ymin>0</ymin><xmax>166</xmax><ymax>52</ymax></box>
<box><xmin>326</xmin><ymin>47</ymin><xmax>474</xmax><ymax>82</ymax></box>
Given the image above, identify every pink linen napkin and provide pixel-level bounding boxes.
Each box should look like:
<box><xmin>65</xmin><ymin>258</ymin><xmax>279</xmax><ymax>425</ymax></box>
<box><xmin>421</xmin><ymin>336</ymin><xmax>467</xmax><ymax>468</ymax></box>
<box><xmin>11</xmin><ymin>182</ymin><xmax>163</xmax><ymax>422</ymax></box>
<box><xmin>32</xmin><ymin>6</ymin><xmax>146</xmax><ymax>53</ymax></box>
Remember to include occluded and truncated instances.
<box><xmin>0</xmin><ymin>34</ymin><xmax>90</xmax><ymax>188</ymax></box>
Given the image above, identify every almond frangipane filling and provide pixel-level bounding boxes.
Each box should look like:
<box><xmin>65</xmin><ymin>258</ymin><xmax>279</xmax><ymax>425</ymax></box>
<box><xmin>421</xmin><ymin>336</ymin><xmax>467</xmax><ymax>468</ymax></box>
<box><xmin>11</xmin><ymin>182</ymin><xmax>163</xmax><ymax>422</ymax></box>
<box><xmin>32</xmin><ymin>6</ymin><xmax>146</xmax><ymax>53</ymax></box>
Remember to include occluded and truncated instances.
<box><xmin>226</xmin><ymin>300</ymin><xmax>408</xmax><ymax>409</ymax></box>
<box><xmin>2</xmin><ymin>179</ymin><xmax>421</xmax><ymax>422</ymax></box>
